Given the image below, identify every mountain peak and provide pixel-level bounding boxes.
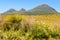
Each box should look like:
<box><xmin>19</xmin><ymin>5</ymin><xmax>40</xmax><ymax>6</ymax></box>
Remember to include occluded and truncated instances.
<box><xmin>40</xmin><ymin>4</ymin><xmax>51</xmax><ymax>8</ymax></box>
<box><xmin>40</xmin><ymin>4</ymin><xmax>49</xmax><ymax>7</ymax></box>
<box><xmin>29</xmin><ymin>4</ymin><xmax>58</xmax><ymax>14</ymax></box>
<box><xmin>20</xmin><ymin>8</ymin><xmax>26</xmax><ymax>12</ymax></box>
<box><xmin>8</xmin><ymin>8</ymin><xmax>16</xmax><ymax>12</ymax></box>
<box><xmin>4</xmin><ymin>8</ymin><xmax>16</xmax><ymax>13</ymax></box>
<box><xmin>40</xmin><ymin>4</ymin><xmax>57</xmax><ymax>11</ymax></box>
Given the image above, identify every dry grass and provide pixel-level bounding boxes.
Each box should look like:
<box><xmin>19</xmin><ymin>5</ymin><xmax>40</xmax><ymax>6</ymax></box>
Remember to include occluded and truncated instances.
<box><xmin>0</xmin><ymin>14</ymin><xmax>60</xmax><ymax>40</ymax></box>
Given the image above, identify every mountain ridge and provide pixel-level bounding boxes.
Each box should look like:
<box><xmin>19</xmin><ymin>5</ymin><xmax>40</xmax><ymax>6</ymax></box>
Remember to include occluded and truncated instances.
<box><xmin>2</xmin><ymin>4</ymin><xmax>58</xmax><ymax>15</ymax></box>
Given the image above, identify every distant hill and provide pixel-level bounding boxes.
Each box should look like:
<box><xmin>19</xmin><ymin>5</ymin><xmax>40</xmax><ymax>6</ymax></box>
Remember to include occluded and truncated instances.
<box><xmin>2</xmin><ymin>4</ymin><xmax>58</xmax><ymax>15</ymax></box>
<box><xmin>28</xmin><ymin>4</ymin><xmax>58</xmax><ymax>15</ymax></box>
<box><xmin>2</xmin><ymin>8</ymin><xmax>18</xmax><ymax>15</ymax></box>
<box><xmin>4</xmin><ymin>8</ymin><xmax>17</xmax><ymax>13</ymax></box>
<box><xmin>2</xmin><ymin>8</ymin><xmax>26</xmax><ymax>15</ymax></box>
<box><xmin>19</xmin><ymin>8</ymin><xmax>26</xmax><ymax>12</ymax></box>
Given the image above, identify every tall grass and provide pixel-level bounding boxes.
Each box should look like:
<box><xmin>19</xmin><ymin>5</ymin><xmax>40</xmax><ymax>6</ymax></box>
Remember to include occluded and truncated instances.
<box><xmin>0</xmin><ymin>15</ymin><xmax>60</xmax><ymax>40</ymax></box>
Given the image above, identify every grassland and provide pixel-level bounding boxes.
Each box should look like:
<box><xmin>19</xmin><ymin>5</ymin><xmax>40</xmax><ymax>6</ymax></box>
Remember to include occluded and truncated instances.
<box><xmin>0</xmin><ymin>14</ymin><xmax>60</xmax><ymax>40</ymax></box>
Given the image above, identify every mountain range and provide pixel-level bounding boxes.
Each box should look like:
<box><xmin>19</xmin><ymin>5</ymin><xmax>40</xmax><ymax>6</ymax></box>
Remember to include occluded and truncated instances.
<box><xmin>2</xmin><ymin>4</ymin><xmax>58</xmax><ymax>15</ymax></box>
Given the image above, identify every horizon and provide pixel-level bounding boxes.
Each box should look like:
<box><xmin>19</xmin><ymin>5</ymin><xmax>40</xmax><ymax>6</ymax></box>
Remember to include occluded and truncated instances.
<box><xmin>0</xmin><ymin>0</ymin><xmax>60</xmax><ymax>13</ymax></box>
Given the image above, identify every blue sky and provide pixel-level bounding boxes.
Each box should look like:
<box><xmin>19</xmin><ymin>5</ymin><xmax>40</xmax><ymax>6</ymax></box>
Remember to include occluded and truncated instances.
<box><xmin>0</xmin><ymin>0</ymin><xmax>60</xmax><ymax>13</ymax></box>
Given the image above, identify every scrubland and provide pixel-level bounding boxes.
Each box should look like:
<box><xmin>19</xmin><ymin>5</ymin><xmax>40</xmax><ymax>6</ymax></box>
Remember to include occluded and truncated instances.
<box><xmin>0</xmin><ymin>14</ymin><xmax>60</xmax><ymax>40</ymax></box>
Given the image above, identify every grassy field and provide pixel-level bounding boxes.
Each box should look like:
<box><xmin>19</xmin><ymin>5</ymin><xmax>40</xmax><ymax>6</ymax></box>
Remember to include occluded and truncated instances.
<box><xmin>0</xmin><ymin>14</ymin><xmax>60</xmax><ymax>40</ymax></box>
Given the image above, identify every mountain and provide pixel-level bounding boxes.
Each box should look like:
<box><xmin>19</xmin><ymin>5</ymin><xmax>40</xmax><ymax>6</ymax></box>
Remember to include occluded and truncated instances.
<box><xmin>2</xmin><ymin>8</ymin><xmax>26</xmax><ymax>15</ymax></box>
<box><xmin>29</xmin><ymin>4</ymin><xmax>58</xmax><ymax>15</ymax></box>
<box><xmin>19</xmin><ymin>8</ymin><xmax>26</xmax><ymax>12</ymax></box>
<box><xmin>2</xmin><ymin>4</ymin><xmax>58</xmax><ymax>15</ymax></box>
<box><xmin>3</xmin><ymin>8</ymin><xmax>17</xmax><ymax>14</ymax></box>
<box><xmin>6</xmin><ymin>9</ymin><xmax>16</xmax><ymax>12</ymax></box>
